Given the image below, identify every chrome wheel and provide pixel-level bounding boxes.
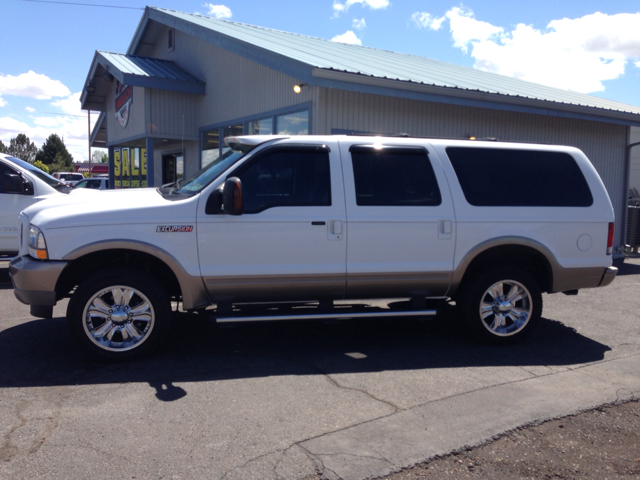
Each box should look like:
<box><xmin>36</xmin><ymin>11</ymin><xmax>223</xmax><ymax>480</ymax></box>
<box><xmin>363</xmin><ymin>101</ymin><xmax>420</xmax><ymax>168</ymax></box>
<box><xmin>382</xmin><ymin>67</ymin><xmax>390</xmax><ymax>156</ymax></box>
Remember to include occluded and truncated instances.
<box><xmin>82</xmin><ymin>285</ymin><xmax>155</xmax><ymax>352</ymax></box>
<box><xmin>478</xmin><ymin>279</ymin><xmax>532</xmax><ymax>337</ymax></box>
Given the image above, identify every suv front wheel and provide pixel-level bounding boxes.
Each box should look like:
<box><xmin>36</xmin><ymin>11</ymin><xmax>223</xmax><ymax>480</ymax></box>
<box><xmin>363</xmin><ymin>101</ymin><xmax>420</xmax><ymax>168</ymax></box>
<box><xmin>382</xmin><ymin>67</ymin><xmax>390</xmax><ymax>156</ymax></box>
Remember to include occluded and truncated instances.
<box><xmin>66</xmin><ymin>267</ymin><xmax>172</xmax><ymax>360</ymax></box>
<box><xmin>459</xmin><ymin>267</ymin><xmax>542</xmax><ymax>345</ymax></box>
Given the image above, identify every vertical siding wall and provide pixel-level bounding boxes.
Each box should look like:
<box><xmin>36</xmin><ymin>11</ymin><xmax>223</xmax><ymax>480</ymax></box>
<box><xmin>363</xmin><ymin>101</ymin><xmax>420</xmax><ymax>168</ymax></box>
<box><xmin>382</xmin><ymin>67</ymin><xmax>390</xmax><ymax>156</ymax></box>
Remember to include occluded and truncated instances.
<box><xmin>319</xmin><ymin>88</ymin><xmax>629</xmax><ymax>251</ymax></box>
<box><xmin>147</xmin><ymin>28</ymin><xmax>316</xmax><ymax>129</ymax></box>
<box><xmin>630</xmin><ymin>127</ymin><xmax>640</xmax><ymax>192</ymax></box>
<box><xmin>146</xmin><ymin>89</ymin><xmax>199</xmax><ymax>139</ymax></box>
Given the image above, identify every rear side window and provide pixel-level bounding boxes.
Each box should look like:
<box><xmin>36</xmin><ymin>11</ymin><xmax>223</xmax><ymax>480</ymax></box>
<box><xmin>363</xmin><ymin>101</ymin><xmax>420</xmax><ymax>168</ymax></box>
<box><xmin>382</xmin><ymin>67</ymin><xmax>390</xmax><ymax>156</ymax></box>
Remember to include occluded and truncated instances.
<box><xmin>233</xmin><ymin>148</ymin><xmax>331</xmax><ymax>214</ymax></box>
<box><xmin>446</xmin><ymin>147</ymin><xmax>593</xmax><ymax>207</ymax></box>
<box><xmin>350</xmin><ymin>146</ymin><xmax>441</xmax><ymax>206</ymax></box>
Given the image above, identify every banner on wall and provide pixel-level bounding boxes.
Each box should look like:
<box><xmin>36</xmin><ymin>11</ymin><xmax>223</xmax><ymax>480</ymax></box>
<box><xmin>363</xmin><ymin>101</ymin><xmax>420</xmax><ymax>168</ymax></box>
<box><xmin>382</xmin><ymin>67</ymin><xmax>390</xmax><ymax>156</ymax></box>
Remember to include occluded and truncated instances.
<box><xmin>115</xmin><ymin>81</ymin><xmax>133</xmax><ymax>128</ymax></box>
<box><xmin>113</xmin><ymin>147</ymin><xmax>147</xmax><ymax>188</ymax></box>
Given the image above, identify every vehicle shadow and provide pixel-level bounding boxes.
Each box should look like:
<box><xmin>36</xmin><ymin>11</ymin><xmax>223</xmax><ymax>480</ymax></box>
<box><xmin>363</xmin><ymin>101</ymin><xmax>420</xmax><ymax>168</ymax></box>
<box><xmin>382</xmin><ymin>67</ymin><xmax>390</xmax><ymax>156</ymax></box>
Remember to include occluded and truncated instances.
<box><xmin>616</xmin><ymin>260</ymin><xmax>640</xmax><ymax>276</ymax></box>
<box><xmin>0</xmin><ymin>305</ymin><xmax>611</xmax><ymax>393</ymax></box>
<box><xmin>0</xmin><ymin>266</ymin><xmax>11</xmax><ymax>288</ymax></box>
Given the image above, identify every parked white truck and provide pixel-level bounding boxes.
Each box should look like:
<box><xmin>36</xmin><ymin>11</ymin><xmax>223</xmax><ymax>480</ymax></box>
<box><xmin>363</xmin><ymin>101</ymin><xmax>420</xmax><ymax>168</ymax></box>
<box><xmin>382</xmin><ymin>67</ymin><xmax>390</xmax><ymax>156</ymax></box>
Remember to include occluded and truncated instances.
<box><xmin>1</xmin><ymin>153</ymin><xmax>91</xmax><ymax>256</ymax></box>
<box><xmin>9</xmin><ymin>136</ymin><xmax>617</xmax><ymax>360</ymax></box>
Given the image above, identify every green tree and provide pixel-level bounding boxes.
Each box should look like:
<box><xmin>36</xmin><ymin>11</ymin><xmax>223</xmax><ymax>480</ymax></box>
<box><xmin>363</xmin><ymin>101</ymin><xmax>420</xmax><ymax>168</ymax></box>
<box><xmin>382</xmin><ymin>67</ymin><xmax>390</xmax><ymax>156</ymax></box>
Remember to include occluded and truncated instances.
<box><xmin>7</xmin><ymin>134</ymin><xmax>38</xmax><ymax>162</ymax></box>
<box><xmin>36</xmin><ymin>134</ymin><xmax>73</xmax><ymax>168</ymax></box>
<box><xmin>48</xmin><ymin>152</ymin><xmax>74</xmax><ymax>174</ymax></box>
<box><xmin>0</xmin><ymin>140</ymin><xmax>7</xmax><ymax>154</ymax></box>
<box><xmin>32</xmin><ymin>160</ymin><xmax>49</xmax><ymax>174</ymax></box>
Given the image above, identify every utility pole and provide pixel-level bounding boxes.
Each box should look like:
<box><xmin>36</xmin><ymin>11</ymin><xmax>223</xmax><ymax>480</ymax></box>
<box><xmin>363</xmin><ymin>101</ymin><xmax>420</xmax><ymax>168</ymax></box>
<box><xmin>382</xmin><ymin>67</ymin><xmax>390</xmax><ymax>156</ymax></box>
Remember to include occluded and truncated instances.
<box><xmin>88</xmin><ymin>110</ymin><xmax>92</xmax><ymax>177</ymax></box>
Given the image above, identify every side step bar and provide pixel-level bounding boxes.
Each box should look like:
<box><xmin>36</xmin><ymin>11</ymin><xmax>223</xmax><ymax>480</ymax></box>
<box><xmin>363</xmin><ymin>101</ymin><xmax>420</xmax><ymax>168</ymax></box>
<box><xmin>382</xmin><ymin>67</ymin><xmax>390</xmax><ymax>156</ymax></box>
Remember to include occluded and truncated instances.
<box><xmin>215</xmin><ymin>309</ymin><xmax>438</xmax><ymax>323</ymax></box>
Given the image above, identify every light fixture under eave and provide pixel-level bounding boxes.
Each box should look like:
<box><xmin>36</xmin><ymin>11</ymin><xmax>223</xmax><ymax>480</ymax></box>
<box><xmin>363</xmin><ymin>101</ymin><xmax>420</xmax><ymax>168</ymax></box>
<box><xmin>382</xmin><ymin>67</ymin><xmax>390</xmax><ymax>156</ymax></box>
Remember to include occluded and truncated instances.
<box><xmin>293</xmin><ymin>83</ymin><xmax>307</xmax><ymax>94</ymax></box>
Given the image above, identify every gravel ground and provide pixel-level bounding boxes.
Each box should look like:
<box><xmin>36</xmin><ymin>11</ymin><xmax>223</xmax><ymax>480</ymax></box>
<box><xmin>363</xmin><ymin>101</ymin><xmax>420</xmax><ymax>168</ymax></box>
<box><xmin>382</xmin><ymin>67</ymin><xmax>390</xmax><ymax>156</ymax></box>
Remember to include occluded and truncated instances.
<box><xmin>303</xmin><ymin>400</ymin><xmax>640</xmax><ymax>480</ymax></box>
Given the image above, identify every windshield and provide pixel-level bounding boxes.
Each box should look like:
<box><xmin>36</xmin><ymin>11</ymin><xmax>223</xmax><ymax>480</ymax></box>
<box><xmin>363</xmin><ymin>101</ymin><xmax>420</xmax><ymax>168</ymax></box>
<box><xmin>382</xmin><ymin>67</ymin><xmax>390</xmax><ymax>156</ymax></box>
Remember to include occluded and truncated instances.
<box><xmin>173</xmin><ymin>149</ymin><xmax>247</xmax><ymax>195</ymax></box>
<box><xmin>60</xmin><ymin>173</ymin><xmax>83</xmax><ymax>181</ymax></box>
<box><xmin>4</xmin><ymin>155</ymin><xmax>66</xmax><ymax>189</ymax></box>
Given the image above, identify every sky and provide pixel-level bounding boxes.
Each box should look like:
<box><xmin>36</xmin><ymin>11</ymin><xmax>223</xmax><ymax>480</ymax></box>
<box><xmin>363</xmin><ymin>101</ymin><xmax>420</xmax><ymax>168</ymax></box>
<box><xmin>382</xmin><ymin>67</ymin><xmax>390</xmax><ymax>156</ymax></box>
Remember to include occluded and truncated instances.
<box><xmin>2</xmin><ymin>0</ymin><xmax>640</xmax><ymax>162</ymax></box>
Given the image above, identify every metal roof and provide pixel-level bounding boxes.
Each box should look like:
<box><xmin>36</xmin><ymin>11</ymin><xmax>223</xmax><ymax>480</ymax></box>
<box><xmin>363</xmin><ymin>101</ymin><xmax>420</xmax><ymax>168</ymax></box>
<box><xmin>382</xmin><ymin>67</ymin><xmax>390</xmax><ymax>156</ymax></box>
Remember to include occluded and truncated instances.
<box><xmin>129</xmin><ymin>6</ymin><xmax>640</xmax><ymax>123</ymax></box>
<box><xmin>81</xmin><ymin>50</ymin><xmax>205</xmax><ymax>111</ymax></box>
<box><xmin>95</xmin><ymin>51</ymin><xmax>204</xmax><ymax>93</ymax></box>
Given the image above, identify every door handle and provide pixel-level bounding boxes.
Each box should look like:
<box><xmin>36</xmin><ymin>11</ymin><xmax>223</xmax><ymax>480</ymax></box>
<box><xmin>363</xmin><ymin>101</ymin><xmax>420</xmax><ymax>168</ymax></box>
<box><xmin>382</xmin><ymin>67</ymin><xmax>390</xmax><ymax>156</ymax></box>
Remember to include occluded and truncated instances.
<box><xmin>440</xmin><ymin>220</ymin><xmax>452</xmax><ymax>234</ymax></box>
<box><xmin>311</xmin><ymin>221</ymin><xmax>326</xmax><ymax>226</ymax></box>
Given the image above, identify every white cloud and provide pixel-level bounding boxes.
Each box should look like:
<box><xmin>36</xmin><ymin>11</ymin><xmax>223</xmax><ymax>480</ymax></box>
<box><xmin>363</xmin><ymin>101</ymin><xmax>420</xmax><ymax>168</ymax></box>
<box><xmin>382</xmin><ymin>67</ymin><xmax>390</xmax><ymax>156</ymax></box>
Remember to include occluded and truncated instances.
<box><xmin>203</xmin><ymin>3</ymin><xmax>232</xmax><ymax>19</ymax></box>
<box><xmin>411</xmin><ymin>12</ymin><xmax>445</xmax><ymax>31</ymax></box>
<box><xmin>333</xmin><ymin>0</ymin><xmax>388</xmax><ymax>17</ymax></box>
<box><xmin>414</xmin><ymin>9</ymin><xmax>640</xmax><ymax>93</ymax></box>
<box><xmin>25</xmin><ymin>106</ymin><xmax>35</xmax><ymax>112</ymax></box>
<box><xmin>0</xmin><ymin>93</ymin><xmax>100</xmax><ymax>162</ymax></box>
<box><xmin>0</xmin><ymin>97</ymin><xmax>6</xmax><ymax>107</ymax></box>
<box><xmin>0</xmin><ymin>71</ymin><xmax>70</xmax><ymax>100</ymax></box>
<box><xmin>51</xmin><ymin>92</ymin><xmax>82</xmax><ymax>115</ymax></box>
<box><xmin>353</xmin><ymin>18</ymin><xmax>367</xmax><ymax>30</ymax></box>
<box><xmin>332</xmin><ymin>30</ymin><xmax>363</xmax><ymax>45</ymax></box>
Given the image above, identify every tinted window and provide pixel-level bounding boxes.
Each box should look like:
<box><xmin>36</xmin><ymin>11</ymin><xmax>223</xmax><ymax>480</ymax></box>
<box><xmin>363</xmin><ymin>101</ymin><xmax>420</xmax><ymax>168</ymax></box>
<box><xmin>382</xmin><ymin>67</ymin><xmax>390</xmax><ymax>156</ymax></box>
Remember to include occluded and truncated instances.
<box><xmin>0</xmin><ymin>162</ymin><xmax>19</xmax><ymax>194</ymax></box>
<box><xmin>3</xmin><ymin>156</ymin><xmax>62</xmax><ymax>188</ymax></box>
<box><xmin>446</xmin><ymin>147</ymin><xmax>593</xmax><ymax>207</ymax></box>
<box><xmin>234</xmin><ymin>148</ymin><xmax>331</xmax><ymax>214</ymax></box>
<box><xmin>350</xmin><ymin>146</ymin><xmax>441</xmax><ymax>206</ymax></box>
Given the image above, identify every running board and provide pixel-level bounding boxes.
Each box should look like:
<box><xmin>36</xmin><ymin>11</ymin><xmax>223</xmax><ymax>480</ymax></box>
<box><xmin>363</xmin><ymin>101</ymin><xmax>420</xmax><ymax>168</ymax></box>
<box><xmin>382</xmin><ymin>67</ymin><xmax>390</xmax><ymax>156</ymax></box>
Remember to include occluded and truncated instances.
<box><xmin>215</xmin><ymin>309</ymin><xmax>438</xmax><ymax>323</ymax></box>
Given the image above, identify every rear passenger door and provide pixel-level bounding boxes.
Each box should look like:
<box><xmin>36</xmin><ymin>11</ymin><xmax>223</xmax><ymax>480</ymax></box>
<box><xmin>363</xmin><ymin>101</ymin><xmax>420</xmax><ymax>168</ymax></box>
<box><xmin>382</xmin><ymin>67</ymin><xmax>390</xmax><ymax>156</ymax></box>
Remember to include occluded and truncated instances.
<box><xmin>340</xmin><ymin>142</ymin><xmax>456</xmax><ymax>298</ymax></box>
<box><xmin>197</xmin><ymin>141</ymin><xmax>347</xmax><ymax>302</ymax></box>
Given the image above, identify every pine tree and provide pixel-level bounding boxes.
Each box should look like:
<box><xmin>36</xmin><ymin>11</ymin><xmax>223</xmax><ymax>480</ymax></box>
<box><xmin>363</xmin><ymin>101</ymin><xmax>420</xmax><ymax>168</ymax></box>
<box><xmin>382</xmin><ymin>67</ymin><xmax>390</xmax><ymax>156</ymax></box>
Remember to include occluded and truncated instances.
<box><xmin>36</xmin><ymin>133</ymin><xmax>74</xmax><ymax>167</ymax></box>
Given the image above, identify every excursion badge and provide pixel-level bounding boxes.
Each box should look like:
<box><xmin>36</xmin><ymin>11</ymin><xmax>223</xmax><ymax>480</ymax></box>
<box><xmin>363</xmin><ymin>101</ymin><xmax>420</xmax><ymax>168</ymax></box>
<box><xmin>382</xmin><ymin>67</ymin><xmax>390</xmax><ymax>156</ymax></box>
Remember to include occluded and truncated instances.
<box><xmin>156</xmin><ymin>225</ymin><xmax>194</xmax><ymax>233</ymax></box>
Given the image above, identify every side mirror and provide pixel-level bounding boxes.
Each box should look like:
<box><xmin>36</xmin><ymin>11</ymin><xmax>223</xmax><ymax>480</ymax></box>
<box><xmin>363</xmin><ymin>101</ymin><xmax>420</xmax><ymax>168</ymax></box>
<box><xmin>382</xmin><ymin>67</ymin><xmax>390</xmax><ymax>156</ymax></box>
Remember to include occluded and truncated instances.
<box><xmin>1</xmin><ymin>173</ymin><xmax>25</xmax><ymax>194</ymax></box>
<box><xmin>205</xmin><ymin>189</ymin><xmax>223</xmax><ymax>215</ymax></box>
<box><xmin>223</xmin><ymin>177</ymin><xmax>244</xmax><ymax>216</ymax></box>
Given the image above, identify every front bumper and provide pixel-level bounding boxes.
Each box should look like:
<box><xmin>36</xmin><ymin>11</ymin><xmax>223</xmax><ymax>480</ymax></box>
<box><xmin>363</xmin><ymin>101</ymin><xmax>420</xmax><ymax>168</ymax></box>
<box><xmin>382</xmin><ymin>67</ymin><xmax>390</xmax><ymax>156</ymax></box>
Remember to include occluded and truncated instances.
<box><xmin>9</xmin><ymin>256</ymin><xmax>68</xmax><ymax>306</ymax></box>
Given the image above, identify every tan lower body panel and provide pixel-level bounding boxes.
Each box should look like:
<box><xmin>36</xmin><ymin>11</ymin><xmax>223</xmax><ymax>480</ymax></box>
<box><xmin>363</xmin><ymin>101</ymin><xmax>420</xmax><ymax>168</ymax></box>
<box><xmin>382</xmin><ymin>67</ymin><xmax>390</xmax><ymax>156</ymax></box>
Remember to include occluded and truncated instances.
<box><xmin>551</xmin><ymin>266</ymin><xmax>613</xmax><ymax>292</ymax></box>
<box><xmin>204</xmin><ymin>271</ymin><xmax>452</xmax><ymax>303</ymax></box>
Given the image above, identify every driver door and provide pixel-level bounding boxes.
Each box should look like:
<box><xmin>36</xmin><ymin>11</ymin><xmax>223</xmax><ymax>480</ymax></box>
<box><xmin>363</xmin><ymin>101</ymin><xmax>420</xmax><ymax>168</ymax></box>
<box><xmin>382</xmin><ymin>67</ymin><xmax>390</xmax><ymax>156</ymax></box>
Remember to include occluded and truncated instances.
<box><xmin>196</xmin><ymin>141</ymin><xmax>347</xmax><ymax>303</ymax></box>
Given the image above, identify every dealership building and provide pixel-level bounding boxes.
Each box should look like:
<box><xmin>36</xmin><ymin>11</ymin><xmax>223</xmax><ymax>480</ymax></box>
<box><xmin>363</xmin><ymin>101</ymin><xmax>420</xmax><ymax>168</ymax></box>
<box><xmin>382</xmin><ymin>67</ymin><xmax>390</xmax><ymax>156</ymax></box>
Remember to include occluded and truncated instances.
<box><xmin>81</xmin><ymin>6</ymin><xmax>640</xmax><ymax>257</ymax></box>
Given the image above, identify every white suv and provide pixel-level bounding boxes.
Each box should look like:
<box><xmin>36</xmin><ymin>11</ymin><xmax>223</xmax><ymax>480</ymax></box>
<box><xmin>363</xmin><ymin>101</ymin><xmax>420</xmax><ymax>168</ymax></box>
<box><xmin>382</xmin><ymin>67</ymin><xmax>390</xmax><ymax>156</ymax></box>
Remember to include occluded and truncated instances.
<box><xmin>1</xmin><ymin>154</ymin><xmax>77</xmax><ymax>256</ymax></box>
<box><xmin>9</xmin><ymin>136</ymin><xmax>617</xmax><ymax>360</ymax></box>
<box><xmin>52</xmin><ymin>172</ymin><xmax>84</xmax><ymax>186</ymax></box>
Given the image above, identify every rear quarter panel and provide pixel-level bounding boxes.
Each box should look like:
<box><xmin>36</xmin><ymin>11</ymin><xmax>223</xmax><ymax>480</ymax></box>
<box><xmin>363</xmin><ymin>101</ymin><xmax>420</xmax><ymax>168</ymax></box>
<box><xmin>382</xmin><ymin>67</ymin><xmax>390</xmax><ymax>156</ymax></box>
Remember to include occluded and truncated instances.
<box><xmin>428</xmin><ymin>142</ymin><xmax>615</xmax><ymax>273</ymax></box>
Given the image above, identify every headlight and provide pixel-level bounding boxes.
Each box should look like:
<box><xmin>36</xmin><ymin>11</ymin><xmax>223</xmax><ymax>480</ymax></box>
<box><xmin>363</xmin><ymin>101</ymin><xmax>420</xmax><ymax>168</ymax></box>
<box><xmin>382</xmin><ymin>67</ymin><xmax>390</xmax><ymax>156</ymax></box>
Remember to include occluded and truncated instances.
<box><xmin>28</xmin><ymin>225</ymin><xmax>49</xmax><ymax>260</ymax></box>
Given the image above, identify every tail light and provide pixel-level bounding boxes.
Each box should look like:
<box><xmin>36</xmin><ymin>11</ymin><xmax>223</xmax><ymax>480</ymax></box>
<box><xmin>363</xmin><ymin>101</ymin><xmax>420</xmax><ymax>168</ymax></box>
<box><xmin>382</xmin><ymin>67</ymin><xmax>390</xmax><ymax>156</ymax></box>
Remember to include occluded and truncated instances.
<box><xmin>606</xmin><ymin>222</ymin><xmax>614</xmax><ymax>255</ymax></box>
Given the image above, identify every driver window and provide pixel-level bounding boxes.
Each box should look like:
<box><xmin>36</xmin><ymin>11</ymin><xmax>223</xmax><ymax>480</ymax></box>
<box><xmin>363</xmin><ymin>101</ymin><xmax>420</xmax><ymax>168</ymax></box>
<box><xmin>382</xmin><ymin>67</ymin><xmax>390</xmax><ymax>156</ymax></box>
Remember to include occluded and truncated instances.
<box><xmin>236</xmin><ymin>150</ymin><xmax>331</xmax><ymax>214</ymax></box>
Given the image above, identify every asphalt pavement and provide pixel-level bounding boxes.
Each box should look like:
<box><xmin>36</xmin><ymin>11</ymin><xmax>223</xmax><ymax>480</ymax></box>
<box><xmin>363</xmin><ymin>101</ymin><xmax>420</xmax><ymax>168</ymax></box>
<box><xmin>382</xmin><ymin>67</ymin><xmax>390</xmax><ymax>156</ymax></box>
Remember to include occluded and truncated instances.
<box><xmin>0</xmin><ymin>258</ymin><xmax>639</xmax><ymax>479</ymax></box>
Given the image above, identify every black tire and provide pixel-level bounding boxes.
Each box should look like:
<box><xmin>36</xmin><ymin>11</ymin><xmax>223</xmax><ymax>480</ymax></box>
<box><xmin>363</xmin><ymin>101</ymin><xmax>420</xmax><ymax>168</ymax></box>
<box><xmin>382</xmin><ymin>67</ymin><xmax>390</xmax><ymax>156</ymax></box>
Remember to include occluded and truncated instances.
<box><xmin>458</xmin><ymin>267</ymin><xmax>542</xmax><ymax>345</ymax></box>
<box><xmin>66</xmin><ymin>267</ymin><xmax>172</xmax><ymax>360</ymax></box>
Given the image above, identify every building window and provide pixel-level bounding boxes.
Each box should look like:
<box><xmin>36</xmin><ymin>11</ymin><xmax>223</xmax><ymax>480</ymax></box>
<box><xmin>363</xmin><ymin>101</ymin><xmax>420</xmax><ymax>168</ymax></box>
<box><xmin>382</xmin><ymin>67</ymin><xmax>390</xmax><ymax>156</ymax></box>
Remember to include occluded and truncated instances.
<box><xmin>201</xmin><ymin>124</ymin><xmax>243</xmax><ymax>168</ymax></box>
<box><xmin>247</xmin><ymin>118</ymin><xmax>273</xmax><ymax>135</ymax></box>
<box><xmin>200</xmin><ymin>107</ymin><xmax>310</xmax><ymax>168</ymax></box>
<box><xmin>168</xmin><ymin>28</ymin><xmax>175</xmax><ymax>52</ymax></box>
<box><xmin>276</xmin><ymin>111</ymin><xmax>309</xmax><ymax>135</ymax></box>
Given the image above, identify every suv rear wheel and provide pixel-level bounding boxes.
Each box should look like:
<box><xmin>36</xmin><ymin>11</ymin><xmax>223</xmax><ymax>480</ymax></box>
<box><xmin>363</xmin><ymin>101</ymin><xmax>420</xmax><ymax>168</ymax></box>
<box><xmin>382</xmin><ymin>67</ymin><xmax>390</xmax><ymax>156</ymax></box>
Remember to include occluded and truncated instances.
<box><xmin>459</xmin><ymin>267</ymin><xmax>542</xmax><ymax>345</ymax></box>
<box><xmin>66</xmin><ymin>267</ymin><xmax>172</xmax><ymax>360</ymax></box>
